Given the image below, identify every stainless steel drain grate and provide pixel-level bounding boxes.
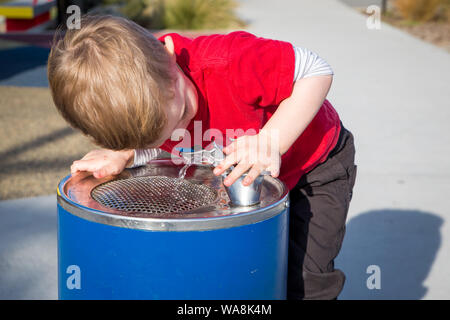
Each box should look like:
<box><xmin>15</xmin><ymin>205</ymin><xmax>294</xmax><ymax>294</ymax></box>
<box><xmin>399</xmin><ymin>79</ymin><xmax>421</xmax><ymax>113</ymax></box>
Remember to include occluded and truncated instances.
<box><xmin>91</xmin><ymin>176</ymin><xmax>217</xmax><ymax>214</ymax></box>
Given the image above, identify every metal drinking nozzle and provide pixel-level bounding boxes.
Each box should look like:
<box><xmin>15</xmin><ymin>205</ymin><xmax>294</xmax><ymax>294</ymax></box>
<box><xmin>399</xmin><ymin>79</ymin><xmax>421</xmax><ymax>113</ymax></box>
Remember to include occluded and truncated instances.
<box><xmin>179</xmin><ymin>141</ymin><xmax>269</xmax><ymax>206</ymax></box>
<box><xmin>178</xmin><ymin>141</ymin><xmax>225</xmax><ymax>167</ymax></box>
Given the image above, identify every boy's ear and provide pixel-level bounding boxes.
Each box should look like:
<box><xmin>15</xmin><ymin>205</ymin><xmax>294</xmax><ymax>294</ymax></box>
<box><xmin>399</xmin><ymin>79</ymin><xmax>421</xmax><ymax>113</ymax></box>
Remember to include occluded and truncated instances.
<box><xmin>164</xmin><ymin>36</ymin><xmax>176</xmax><ymax>62</ymax></box>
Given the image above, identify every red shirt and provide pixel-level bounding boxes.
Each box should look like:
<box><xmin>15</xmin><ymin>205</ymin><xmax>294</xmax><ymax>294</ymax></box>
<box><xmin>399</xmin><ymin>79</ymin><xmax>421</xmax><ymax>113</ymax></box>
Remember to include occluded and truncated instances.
<box><xmin>158</xmin><ymin>31</ymin><xmax>341</xmax><ymax>190</ymax></box>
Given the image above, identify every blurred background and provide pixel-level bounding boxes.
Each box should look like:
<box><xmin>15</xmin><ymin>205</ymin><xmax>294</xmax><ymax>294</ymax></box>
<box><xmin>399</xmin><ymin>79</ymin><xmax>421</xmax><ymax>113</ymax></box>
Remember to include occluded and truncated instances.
<box><xmin>0</xmin><ymin>0</ymin><xmax>449</xmax><ymax>299</ymax></box>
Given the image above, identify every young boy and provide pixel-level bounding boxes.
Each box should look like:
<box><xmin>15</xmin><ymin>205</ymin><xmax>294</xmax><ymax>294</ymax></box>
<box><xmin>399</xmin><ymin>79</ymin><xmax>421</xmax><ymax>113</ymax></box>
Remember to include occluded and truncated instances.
<box><xmin>47</xmin><ymin>15</ymin><xmax>357</xmax><ymax>300</ymax></box>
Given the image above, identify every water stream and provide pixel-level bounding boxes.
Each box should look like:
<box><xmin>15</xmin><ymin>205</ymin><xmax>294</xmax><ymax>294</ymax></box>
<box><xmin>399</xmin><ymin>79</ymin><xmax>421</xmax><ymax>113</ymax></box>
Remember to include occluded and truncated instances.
<box><xmin>178</xmin><ymin>161</ymin><xmax>192</xmax><ymax>180</ymax></box>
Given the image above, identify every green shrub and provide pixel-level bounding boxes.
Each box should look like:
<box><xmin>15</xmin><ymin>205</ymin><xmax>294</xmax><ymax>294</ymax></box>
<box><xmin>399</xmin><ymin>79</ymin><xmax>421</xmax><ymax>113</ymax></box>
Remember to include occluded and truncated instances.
<box><xmin>102</xmin><ymin>0</ymin><xmax>244</xmax><ymax>30</ymax></box>
<box><xmin>163</xmin><ymin>0</ymin><xmax>244</xmax><ymax>30</ymax></box>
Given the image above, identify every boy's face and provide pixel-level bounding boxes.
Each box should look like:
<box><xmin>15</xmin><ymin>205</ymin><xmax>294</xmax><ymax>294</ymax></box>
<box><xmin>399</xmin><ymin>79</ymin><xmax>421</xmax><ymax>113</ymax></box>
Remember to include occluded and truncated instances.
<box><xmin>147</xmin><ymin>64</ymin><xmax>198</xmax><ymax>148</ymax></box>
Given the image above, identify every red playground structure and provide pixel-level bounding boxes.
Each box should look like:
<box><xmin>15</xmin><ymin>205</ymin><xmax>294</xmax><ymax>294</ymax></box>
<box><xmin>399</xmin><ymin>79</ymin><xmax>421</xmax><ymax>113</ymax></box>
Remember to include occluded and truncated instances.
<box><xmin>0</xmin><ymin>0</ymin><xmax>57</xmax><ymax>32</ymax></box>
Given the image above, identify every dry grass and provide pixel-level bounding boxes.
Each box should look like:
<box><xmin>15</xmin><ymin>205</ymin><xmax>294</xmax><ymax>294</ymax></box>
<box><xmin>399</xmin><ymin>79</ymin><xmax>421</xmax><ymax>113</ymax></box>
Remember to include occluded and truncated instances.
<box><xmin>395</xmin><ymin>0</ymin><xmax>443</xmax><ymax>22</ymax></box>
<box><xmin>376</xmin><ymin>0</ymin><xmax>450</xmax><ymax>52</ymax></box>
<box><xmin>358</xmin><ymin>1</ymin><xmax>450</xmax><ymax>51</ymax></box>
<box><xmin>384</xmin><ymin>15</ymin><xmax>450</xmax><ymax>51</ymax></box>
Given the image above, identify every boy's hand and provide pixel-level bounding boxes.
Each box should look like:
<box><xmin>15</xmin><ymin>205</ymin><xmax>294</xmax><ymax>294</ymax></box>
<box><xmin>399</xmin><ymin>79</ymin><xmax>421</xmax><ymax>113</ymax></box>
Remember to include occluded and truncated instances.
<box><xmin>214</xmin><ymin>75</ymin><xmax>332</xmax><ymax>187</ymax></box>
<box><xmin>71</xmin><ymin>149</ymin><xmax>134</xmax><ymax>179</ymax></box>
<box><xmin>213</xmin><ymin>131</ymin><xmax>281</xmax><ymax>187</ymax></box>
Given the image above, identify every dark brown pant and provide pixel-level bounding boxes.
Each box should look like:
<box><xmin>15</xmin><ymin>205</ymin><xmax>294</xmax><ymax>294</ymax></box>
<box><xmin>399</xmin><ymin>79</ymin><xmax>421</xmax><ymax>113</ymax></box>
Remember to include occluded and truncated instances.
<box><xmin>287</xmin><ymin>123</ymin><xmax>357</xmax><ymax>300</ymax></box>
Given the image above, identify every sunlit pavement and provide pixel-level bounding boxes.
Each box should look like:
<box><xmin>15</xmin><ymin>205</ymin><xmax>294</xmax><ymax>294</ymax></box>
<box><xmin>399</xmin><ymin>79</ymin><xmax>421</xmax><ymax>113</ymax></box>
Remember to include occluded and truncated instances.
<box><xmin>0</xmin><ymin>196</ymin><xmax>57</xmax><ymax>299</ymax></box>
<box><xmin>1</xmin><ymin>0</ymin><xmax>449</xmax><ymax>299</ymax></box>
<box><xmin>236</xmin><ymin>0</ymin><xmax>450</xmax><ymax>299</ymax></box>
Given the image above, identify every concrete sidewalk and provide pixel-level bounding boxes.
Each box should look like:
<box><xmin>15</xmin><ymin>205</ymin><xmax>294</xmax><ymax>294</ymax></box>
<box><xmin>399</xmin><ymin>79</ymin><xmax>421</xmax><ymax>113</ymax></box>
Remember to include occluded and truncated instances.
<box><xmin>0</xmin><ymin>0</ymin><xmax>449</xmax><ymax>299</ymax></box>
<box><xmin>0</xmin><ymin>196</ymin><xmax>57</xmax><ymax>300</ymax></box>
<box><xmin>236</xmin><ymin>0</ymin><xmax>450</xmax><ymax>299</ymax></box>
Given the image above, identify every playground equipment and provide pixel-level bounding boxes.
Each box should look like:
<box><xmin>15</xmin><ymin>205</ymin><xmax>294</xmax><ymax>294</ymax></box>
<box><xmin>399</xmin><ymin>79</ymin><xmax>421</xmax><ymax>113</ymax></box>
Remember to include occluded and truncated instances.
<box><xmin>0</xmin><ymin>0</ymin><xmax>57</xmax><ymax>32</ymax></box>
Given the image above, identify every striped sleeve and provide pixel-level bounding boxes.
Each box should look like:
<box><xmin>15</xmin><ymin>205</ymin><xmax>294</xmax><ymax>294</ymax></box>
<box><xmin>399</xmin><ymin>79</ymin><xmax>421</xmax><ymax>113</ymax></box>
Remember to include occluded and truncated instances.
<box><xmin>128</xmin><ymin>149</ymin><xmax>163</xmax><ymax>168</ymax></box>
<box><xmin>293</xmin><ymin>45</ymin><xmax>333</xmax><ymax>81</ymax></box>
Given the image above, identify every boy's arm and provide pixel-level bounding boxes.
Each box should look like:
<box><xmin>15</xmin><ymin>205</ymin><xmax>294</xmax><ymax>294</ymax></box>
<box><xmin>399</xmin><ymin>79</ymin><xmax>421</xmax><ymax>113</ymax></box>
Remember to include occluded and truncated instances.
<box><xmin>262</xmin><ymin>74</ymin><xmax>333</xmax><ymax>155</ymax></box>
<box><xmin>71</xmin><ymin>149</ymin><xmax>134</xmax><ymax>179</ymax></box>
<box><xmin>214</xmin><ymin>74</ymin><xmax>333</xmax><ymax>187</ymax></box>
<box><xmin>71</xmin><ymin>148</ymin><xmax>163</xmax><ymax>179</ymax></box>
<box><xmin>128</xmin><ymin>148</ymin><xmax>164</xmax><ymax>168</ymax></box>
<box><xmin>268</xmin><ymin>45</ymin><xmax>334</xmax><ymax>155</ymax></box>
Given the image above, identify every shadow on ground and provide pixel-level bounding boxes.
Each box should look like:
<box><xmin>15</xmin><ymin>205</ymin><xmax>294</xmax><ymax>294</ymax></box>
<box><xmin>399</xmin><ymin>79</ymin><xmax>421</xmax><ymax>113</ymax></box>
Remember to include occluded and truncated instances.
<box><xmin>336</xmin><ymin>209</ymin><xmax>443</xmax><ymax>299</ymax></box>
<box><xmin>0</xmin><ymin>86</ymin><xmax>95</xmax><ymax>200</ymax></box>
<box><xmin>0</xmin><ymin>127</ymin><xmax>75</xmax><ymax>162</ymax></box>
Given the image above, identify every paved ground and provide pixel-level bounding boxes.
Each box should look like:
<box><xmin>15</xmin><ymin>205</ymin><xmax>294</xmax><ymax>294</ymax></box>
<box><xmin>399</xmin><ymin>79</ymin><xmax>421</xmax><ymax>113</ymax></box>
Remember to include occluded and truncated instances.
<box><xmin>0</xmin><ymin>86</ymin><xmax>94</xmax><ymax>200</ymax></box>
<box><xmin>235</xmin><ymin>0</ymin><xmax>450</xmax><ymax>299</ymax></box>
<box><xmin>0</xmin><ymin>196</ymin><xmax>57</xmax><ymax>300</ymax></box>
<box><xmin>340</xmin><ymin>0</ymin><xmax>386</xmax><ymax>7</ymax></box>
<box><xmin>1</xmin><ymin>0</ymin><xmax>449</xmax><ymax>299</ymax></box>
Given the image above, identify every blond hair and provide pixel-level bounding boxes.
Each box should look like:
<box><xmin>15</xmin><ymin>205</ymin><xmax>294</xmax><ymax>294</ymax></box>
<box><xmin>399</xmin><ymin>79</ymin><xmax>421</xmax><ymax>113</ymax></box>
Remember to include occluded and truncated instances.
<box><xmin>47</xmin><ymin>15</ymin><xmax>175</xmax><ymax>150</ymax></box>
